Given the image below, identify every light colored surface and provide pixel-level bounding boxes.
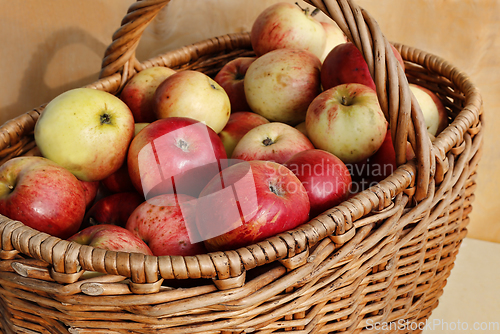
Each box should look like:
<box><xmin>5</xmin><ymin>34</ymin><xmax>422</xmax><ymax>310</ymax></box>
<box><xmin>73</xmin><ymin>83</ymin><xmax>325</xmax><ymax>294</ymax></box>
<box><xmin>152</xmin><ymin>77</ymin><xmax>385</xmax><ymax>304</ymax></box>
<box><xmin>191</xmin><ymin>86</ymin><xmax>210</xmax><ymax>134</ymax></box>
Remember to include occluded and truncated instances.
<box><xmin>0</xmin><ymin>0</ymin><xmax>135</xmax><ymax>126</ymax></box>
<box><xmin>0</xmin><ymin>1</ymin><xmax>499</xmax><ymax>243</ymax></box>
<box><xmin>425</xmin><ymin>237</ymin><xmax>500</xmax><ymax>333</ymax></box>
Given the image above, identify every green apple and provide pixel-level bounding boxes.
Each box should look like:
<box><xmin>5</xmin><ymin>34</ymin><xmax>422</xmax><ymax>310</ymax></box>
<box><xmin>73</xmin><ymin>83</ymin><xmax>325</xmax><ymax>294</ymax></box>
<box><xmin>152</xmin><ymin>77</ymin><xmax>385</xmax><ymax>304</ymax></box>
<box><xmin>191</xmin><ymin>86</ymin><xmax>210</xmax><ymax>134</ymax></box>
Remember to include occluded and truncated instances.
<box><xmin>34</xmin><ymin>88</ymin><xmax>135</xmax><ymax>182</ymax></box>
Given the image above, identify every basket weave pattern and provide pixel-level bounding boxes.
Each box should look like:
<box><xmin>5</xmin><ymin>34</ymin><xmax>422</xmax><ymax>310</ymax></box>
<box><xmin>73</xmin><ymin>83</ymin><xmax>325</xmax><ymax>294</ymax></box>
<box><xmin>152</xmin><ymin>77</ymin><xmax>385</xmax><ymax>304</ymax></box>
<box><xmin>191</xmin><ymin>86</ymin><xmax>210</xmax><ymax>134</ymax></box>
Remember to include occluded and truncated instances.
<box><xmin>0</xmin><ymin>0</ymin><xmax>482</xmax><ymax>333</ymax></box>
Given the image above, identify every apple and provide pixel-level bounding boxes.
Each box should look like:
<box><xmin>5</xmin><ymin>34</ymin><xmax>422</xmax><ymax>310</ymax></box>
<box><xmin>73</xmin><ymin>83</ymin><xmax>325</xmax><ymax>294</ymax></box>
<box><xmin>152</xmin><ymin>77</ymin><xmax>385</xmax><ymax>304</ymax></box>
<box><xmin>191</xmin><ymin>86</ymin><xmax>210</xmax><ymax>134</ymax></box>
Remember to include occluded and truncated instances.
<box><xmin>364</xmin><ymin>130</ymin><xmax>416</xmax><ymax>183</ymax></box>
<box><xmin>79</xmin><ymin>180</ymin><xmax>100</xmax><ymax>210</ymax></box>
<box><xmin>120</xmin><ymin>67</ymin><xmax>177</xmax><ymax>123</ymax></box>
<box><xmin>295</xmin><ymin>122</ymin><xmax>308</xmax><ymax>137</ymax></box>
<box><xmin>196</xmin><ymin>160</ymin><xmax>310</xmax><ymax>251</ymax></box>
<box><xmin>218</xmin><ymin>111</ymin><xmax>270</xmax><ymax>158</ymax></box>
<box><xmin>231</xmin><ymin>122</ymin><xmax>315</xmax><ymax>164</ymax></box>
<box><xmin>409</xmin><ymin>84</ymin><xmax>448</xmax><ymax>136</ymax></box>
<box><xmin>34</xmin><ymin>88</ymin><xmax>135</xmax><ymax>182</ymax></box>
<box><xmin>214</xmin><ymin>57</ymin><xmax>256</xmax><ymax>112</ymax></box>
<box><xmin>244</xmin><ymin>48</ymin><xmax>322</xmax><ymax>125</ymax></box>
<box><xmin>306</xmin><ymin>83</ymin><xmax>388</xmax><ymax>164</ymax></box>
<box><xmin>250</xmin><ymin>2</ymin><xmax>326</xmax><ymax>59</ymax></box>
<box><xmin>126</xmin><ymin>193</ymin><xmax>206</xmax><ymax>256</ymax></box>
<box><xmin>68</xmin><ymin>224</ymin><xmax>153</xmax><ymax>256</ymax></box>
<box><xmin>153</xmin><ymin>70</ymin><xmax>231</xmax><ymax>134</ymax></box>
<box><xmin>319</xmin><ymin>21</ymin><xmax>347</xmax><ymax>62</ymax></box>
<box><xmin>82</xmin><ymin>191</ymin><xmax>144</xmax><ymax>229</ymax></box>
<box><xmin>0</xmin><ymin>156</ymin><xmax>86</xmax><ymax>239</ymax></box>
<box><xmin>127</xmin><ymin>117</ymin><xmax>228</xmax><ymax>199</ymax></box>
<box><xmin>101</xmin><ymin>161</ymin><xmax>135</xmax><ymax>193</ymax></box>
<box><xmin>134</xmin><ymin>122</ymin><xmax>150</xmax><ymax>137</ymax></box>
<box><xmin>321</xmin><ymin>42</ymin><xmax>405</xmax><ymax>91</ymax></box>
<box><xmin>284</xmin><ymin>149</ymin><xmax>352</xmax><ymax>218</ymax></box>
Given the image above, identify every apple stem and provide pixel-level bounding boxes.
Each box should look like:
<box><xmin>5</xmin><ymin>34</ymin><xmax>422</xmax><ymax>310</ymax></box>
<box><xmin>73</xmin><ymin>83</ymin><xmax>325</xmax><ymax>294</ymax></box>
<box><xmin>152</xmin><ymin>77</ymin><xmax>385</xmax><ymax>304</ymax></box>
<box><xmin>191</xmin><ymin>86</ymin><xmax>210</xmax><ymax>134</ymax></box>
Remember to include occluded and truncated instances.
<box><xmin>268</xmin><ymin>183</ymin><xmax>282</xmax><ymax>196</ymax></box>
<box><xmin>177</xmin><ymin>139</ymin><xmax>190</xmax><ymax>152</ymax></box>
<box><xmin>295</xmin><ymin>2</ymin><xmax>310</xmax><ymax>15</ymax></box>
<box><xmin>262</xmin><ymin>137</ymin><xmax>274</xmax><ymax>146</ymax></box>
<box><xmin>100</xmin><ymin>113</ymin><xmax>111</xmax><ymax>125</ymax></box>
<box><xmin>341</xmin><ymin>96</ymin><xmax>348</xmax><ymax>106</ymax></box>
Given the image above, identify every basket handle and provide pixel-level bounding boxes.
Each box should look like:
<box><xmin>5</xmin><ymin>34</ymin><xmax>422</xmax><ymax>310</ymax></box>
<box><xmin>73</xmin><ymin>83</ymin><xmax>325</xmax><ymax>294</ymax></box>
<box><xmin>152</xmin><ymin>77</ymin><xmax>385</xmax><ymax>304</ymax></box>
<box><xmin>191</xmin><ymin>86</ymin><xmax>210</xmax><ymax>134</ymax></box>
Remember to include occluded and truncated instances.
<box><xmin>99</xmin><ymin>0</ymin><xmax>170</xmax><ymax>83</ymax></box>
<box><xmin>100</xmin><ymin>0</ymin><xmax>432</xmax><ymax>202</ymax></box>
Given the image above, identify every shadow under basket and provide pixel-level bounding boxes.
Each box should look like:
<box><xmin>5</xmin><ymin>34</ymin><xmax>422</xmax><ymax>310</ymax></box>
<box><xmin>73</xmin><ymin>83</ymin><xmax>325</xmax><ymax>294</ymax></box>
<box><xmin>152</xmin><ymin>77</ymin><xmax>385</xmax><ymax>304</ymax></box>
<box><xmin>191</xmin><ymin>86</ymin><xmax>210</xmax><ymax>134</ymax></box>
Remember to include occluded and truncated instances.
<box><xmin>0</xmin><ymin>0</ymin><xmax>483</xmax><ymax>333</ymax></box>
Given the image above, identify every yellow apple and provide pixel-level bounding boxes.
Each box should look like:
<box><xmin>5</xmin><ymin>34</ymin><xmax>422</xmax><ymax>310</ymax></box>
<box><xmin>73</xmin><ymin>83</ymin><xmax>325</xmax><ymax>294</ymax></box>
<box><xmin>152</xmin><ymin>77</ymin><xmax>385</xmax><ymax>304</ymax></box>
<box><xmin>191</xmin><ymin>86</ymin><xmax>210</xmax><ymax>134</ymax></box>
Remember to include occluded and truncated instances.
<box><xmin>34</xmin><ymin>88</ymin><xmax>135</xmax><ymax>182</ymax></box>
<box><xmin>153</xmin><ymin>70</ymin><xmax>231</xmax><ymax>133</ymax></box>
<box><xmin>409</xmin><ymin>84</ymin><xmax>448</xmax><ymax>136</ymax></box>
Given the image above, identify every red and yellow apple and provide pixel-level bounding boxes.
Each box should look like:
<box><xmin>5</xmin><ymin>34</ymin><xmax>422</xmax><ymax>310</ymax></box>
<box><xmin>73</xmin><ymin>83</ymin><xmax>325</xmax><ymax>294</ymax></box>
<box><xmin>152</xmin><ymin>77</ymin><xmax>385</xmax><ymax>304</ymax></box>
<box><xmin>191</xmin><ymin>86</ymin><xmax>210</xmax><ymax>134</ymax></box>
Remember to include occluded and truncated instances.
<box><xmin>244</xmin><ymin>48</ymin><xmax>322</xmax><ymax>125</ymax></box>
<box><xmin>250</xmin><ymin>2</ymin><xmax>326</xmax><ymax>59</ymax></box>
<box><xmin>0</xmin><ymin>156</ymin><xmax>86</xmax><ymax>239</ymax></box>
<box><xmin>68</xmin><ymin>224</ymin><xmax>153</xmax><ymax>256</ymax></box>
<box><xmin>231</xmin><ymin>122</ymin><xmax>315</xmax><ymax>164</ymax></box>
<box><xmin>120</xmin><ymin>66</ymin><xmax>176</xmax><ymax>123</ymax></box>
<box><xmin>306</xmin><ymin>83</ymin><xmax>388</xmax><ymax>164</ymax></box>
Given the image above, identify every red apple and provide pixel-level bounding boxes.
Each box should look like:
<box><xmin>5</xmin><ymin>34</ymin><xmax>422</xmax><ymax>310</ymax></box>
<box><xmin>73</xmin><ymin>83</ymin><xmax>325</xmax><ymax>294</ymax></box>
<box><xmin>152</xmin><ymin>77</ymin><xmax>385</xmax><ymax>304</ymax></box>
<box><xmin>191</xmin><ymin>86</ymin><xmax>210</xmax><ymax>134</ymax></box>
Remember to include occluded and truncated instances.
<box><xmin>196</xmin><ymin>160</ymin><xmax>310</xmax><ymax>251</ymax></box>
<box><xmin>101</xmin><ymin>161</ymin><xmax>135</xmax><ymax>194</ymax></box>
<box><xmin>68</xmin><ymin>224</ymin><xmax>152</xmax><ymax>256</ymax></box>
<box><xmin>321</xmin><ymin>42</ymin><xmax>405</xmax><ymax>91</ymax></box>
<box><xmin>231</xmin><ymin>122</ymin><xmax>315</xmax><ymax>164</ymax></box>
<box><xmin>120</xmin><ymin>67</ymin><xmax>176</xmax><ymax>123</ymax></box>
<box><xmin>126</xmin><ymin>193</ymin><xmax>206</xmax><ymax>256</ymax></box>
<box><xmin>82</xmin><ymin>191</ymin><xmax>144</xmax><ymax>229</ymax></box>
<box><xmin>79</xmin><ymin>180</ymin><xmax>100</xmax><ymax>210</ymax></box>
<box><xmin>364</xmin><ymin>130</ymin><xmax>415</xmax><ymax>183</ymax></box>
<box><xmin>0</xmin><ymin>156</ymin><xmax>86</xmax><ymax>239</ymax></box>
<box><xmin>218</xmin><ymin>111</ymin><xmax>270</xmax><ymax>158</ymax></box>
<box><xmin>284</xmin><ymin>149</ymin><xmax>352</xmax><ymax>218</ymax></box>
<box><xmin>154</xmin><ymin>70</ymin><xmax>231</xmax><ymax>133</ymax></box>
<box><xmin>409</xmin><ymin>84</ymin><xmax>448</xmax><ymax>136</ymax></box>
<box><xmin>244</xmin><ymin>48</ymin><xmax>322</xmax><ymax>125</ymax></box>
<box><xmin>127</xmin><ymin>117</ymin><xmax>228</xmax><ymax>199</ymax></box>
<box><xmin>214</xmin><ymin>57</ymin><xmax>256</xmax><ymax>112</ymax></box>
<box><xmin>306</xmin><ymin>83</ymin><xmax>388</xmax><ymax>164</ymax></box>
<box><xmin>250</xmin><ymin>2</ymin><xmax>326</xmax><ymax>59</ymax></box>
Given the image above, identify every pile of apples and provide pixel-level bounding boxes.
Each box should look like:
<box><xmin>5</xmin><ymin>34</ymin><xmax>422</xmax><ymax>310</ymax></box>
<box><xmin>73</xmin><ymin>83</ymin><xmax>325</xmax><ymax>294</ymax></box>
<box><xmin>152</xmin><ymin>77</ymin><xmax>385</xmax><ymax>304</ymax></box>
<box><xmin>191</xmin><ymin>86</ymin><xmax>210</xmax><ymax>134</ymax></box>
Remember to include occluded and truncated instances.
<box><xmin>0</xmin><ymin>2</ymin><xmax>448</xmax><ymax>259</ymax></box>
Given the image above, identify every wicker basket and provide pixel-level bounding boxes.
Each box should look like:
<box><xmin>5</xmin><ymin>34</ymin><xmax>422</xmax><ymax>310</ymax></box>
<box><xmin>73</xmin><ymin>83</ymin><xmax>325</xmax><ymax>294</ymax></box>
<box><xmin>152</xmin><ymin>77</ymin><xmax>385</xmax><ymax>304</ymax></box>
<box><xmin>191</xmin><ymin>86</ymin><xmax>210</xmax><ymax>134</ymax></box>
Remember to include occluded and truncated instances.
<box><xmin>0</xmin><ymin>0</ymin><xmax>483</xmax><ymax>333</ymax></box>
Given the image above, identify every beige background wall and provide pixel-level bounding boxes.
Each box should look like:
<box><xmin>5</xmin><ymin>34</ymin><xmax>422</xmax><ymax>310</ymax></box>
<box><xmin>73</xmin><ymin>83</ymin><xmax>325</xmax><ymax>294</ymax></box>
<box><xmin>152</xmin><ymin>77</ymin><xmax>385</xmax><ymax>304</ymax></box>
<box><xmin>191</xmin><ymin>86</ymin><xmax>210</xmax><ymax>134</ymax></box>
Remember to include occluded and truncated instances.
<box><xmin>1</xmin><ymin>0</ymin><xmax>498</xmax><ymax>242</ymax></box>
